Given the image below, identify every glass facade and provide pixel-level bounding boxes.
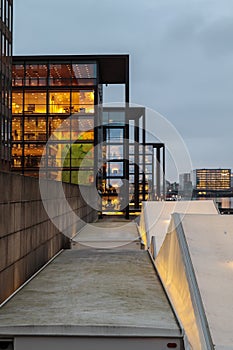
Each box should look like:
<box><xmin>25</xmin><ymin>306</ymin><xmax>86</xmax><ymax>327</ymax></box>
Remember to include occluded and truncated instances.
<box><xmin>12</xmin><ymin>59</ymin><xmax>97</xmax><ymax>185</ymax></box>
<box><xmin>11</xmin><ymin>55</ymin><xmax>164</xmax><ymax>216</ymax></box>
<box><xmin>0</xmin><ymin>0</ymin><xmax>13</xmax><ymax>170</ymax></box>
<box><xmin>195</xmin><ymin>169</ymin><xmax>231</xmax><ymax>191</ymax></box>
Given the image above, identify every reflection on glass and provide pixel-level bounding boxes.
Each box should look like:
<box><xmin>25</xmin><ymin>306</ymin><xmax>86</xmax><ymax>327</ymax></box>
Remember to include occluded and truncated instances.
<box><xmin>106</xmin><ymin>128</ymin><xmax>123</xmax><ymax>143</ymax></box>
<box><xmin>107</xmin><ymin>145</ymin><xmax>123</xmax><ymax>160</ymax></box>
<box><xmin>71</xmin><ymin>144</ymin><xmax>94</xmax><ymax>167</ymax></box>
<box><xmin>103</xmin><ymin>111</ymin><xmax>125</xmax><ymax>125</ymax></box>
<box><xmin>70</xmin><ymin>169</ymin><xmax>94</xmax><ymax>185</ymax></box>
<box><xmin>71</xmin><ymin>118</ymin><xmax>94</xmax><ymax>141</ymax></box>
<box><xmin>107</xmin><ymin>161</ymin><xmax>123</xmax><ymax>176</ymax></box>
<box><xmin>48</xmin><ymin>118</ymin><xmax>70</xmax><ymax>140</ymax></box>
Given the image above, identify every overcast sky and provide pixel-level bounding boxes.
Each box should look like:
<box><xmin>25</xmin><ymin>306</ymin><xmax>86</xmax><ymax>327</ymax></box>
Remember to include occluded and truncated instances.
<box><xmin>14</xmin><ymin>0</ymin><xmax>233</xmax><ymax>181</ymax></box>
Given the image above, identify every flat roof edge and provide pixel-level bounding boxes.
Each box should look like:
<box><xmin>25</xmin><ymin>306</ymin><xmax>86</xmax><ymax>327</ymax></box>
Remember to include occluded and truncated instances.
<box><xmin>12</xmin><ymin>54</ymin><xmax>129</xmax><ymax>60</ymax></box>
<box><xmin>0</xmin><ymin>325</ymin><xmax>182</xmax><ymax>338</ymax></box>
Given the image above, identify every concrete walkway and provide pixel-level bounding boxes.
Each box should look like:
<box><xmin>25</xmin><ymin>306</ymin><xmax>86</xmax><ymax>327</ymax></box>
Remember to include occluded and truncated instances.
<box><xmin>72</xmin><ymin>219</ymin><xmax>142</xmax><ymax>249</ymax></box>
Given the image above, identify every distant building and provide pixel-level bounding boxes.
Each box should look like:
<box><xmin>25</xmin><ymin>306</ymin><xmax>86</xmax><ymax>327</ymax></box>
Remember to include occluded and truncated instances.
<box><xmin>192</xmin><ymin>168</ymin><xmax>231</xmax><ymax>198</ymax></box>
<box><xmin>166</xmin><ymin>181</ymin><xmax>179</xmax><ymax>201</ymax></box>
<box><xmin>179</xmin><ymin>172</ymin><xmax>193</xmax><ymax>199</ymax></box>
<box><xmin>0</xmin><ymin>0</ymin><xmax>13</xmax><ymax>170</ymax></box>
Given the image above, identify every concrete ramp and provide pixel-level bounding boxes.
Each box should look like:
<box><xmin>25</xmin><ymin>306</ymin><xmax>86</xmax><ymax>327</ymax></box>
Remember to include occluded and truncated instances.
<box><xmin>72</xmin><ymin>220</ymin><xmax>142</xmax><ymax>249</ymax></box>
<box><xmin>155</xmin><ymin>213</ymin><xmax>233</xmax><ymax>350</ymax></box>
<box><xmin>0</xmin><ymin>249</ymin><xmax>185</xmax><ymax>349</ymax></box>
<box><xmin>140</xmin><ymin>200</ymin><xmax>218</xmax><ymax>253</ymax></box>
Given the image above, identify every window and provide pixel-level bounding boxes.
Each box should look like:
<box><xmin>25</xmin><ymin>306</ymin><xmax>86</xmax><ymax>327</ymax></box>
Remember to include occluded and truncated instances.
<box><xmin>106</xmin><ymin>128</ymin><xmax>124</xmax><ymax>143</ymax></box>
<box><xmin>12</xmin><ymin>92</ymin><xmax>23</xmax><ymax>114</ymax></box>
<box><xmin>71</xmin><ymin>143</ymin><xmax>94</xmax><ymax>168</ymax></box>
<box><xmin>25</xmin><ymin>64</ymin><xmax>48</xmax><ymax>86</ymax></box>
<box><xmin>71</xmin><ymin>63</ymin><xmax>97</xmax><ymax>85</ymax></box>
<box><xmin>71</xmin><ymin>90</ymin><xmax>94</xmax><ymax>114</ymax></box>
<box><xmin>12</xmin><ymin>143</ymin><xmax>23</xmax><ymax>167</ymax></box>
<box><xmin>49</xmin><ymin>91</ymin><xmax>70</xmax><ymax>114</ymax></box>
<box><xmin>24</xmin><ymin>91</ymin><xmax>46</xmax><ymax>113</ymax></box>
<box><xmin>107</xmin><ymin>161</ymin><xmax>124</xmax><ymax>176</ymax></box>
<box><xmin>12</xmin><ymin>117</ymin><xmax>22</xmax><ymax>141</ymax></box>
<box><xmin>24</xmin><ymin>117</ymin><xmax>47</xmax><ymax>141</ymax></box>
<box><xmin>71</xmin><ymin>117</ymin><xmax>94</xmax><ymax>141</ymax></box>
<box><xmin>24</xmin><ymin>143</ymin><xmax>45</xmax><ymax>168</ymax></box>
<box><xmin>49</xmin><ymin>64</ymin><xmax>71</xmax><ymax>86</ymax></box>
<box><xmin>48</xmin><ymin>117</ymin><xmax>70</xmax><ymax>140</ymax></box>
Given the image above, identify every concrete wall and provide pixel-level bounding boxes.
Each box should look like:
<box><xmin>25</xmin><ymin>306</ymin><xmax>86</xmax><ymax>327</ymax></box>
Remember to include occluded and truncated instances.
<box><xmin>0</xmin><ymin>171</ymin><xmax>97</xmax><ymax>304</ymax></box>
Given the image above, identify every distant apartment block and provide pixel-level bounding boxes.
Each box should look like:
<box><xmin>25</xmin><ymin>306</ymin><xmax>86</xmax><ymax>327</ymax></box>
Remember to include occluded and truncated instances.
<box><xmin>0</xmin><ymin>0</ymin><xmax>13</xmax><ymax>170</ymax></box>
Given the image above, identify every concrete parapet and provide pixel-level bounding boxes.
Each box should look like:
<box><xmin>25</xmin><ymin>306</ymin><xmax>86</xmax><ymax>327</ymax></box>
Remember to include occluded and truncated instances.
<box><xmin>0</xmin><ymin>171</ymin><xmax>98</xmax><ymax>303</ymax></box>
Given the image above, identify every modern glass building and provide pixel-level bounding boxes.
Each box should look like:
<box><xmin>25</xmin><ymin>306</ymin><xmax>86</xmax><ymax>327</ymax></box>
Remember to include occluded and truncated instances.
<box><xmin>193</xmin><ymin>169</ymin><xmax>231</xmax><ymax>192</ymax></box>
<box><xmin>0</xmin><ymin>0</ymin><xmax>13</xmax><ymax>170</ymax></box>
<box><xmin>12</xmin><ymin>54</ymin><xmax>165</xmax><ymax>217</ymax></box>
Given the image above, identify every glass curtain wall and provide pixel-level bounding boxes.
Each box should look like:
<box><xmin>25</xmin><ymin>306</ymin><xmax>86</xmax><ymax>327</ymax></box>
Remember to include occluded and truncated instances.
<box><xmin>12</xmin><ymin>60</ymin><xmax>97</xmax><ymax>185</ymax></box>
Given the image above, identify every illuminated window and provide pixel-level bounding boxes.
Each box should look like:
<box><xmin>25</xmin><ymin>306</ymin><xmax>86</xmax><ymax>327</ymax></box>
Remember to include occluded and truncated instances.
<box><xmin>71</xmin><ymin>90</ymin><xmax>94</xmax><ymax>114</ymax></box>
<box><xmin>48</xmin><ymin>117</ymin><xmax>70</xmax><ymax>140</ymax></box>
<box><xmin>12</xmin><ymin>144</ymin><xmax>22</xmax><ymax>167</ymax></box>
<box><xmin>24</xmin><ymin>91</ymin><xmax>46</xmax><ymax>113</ymax></box>
<box><xmin>49</xmin><ymin>91</ymin><xmax>70</xmax><ymax>114</ymax></box>
<box><xmin>24</xmin><ymin>117</ymin><xmax>47</xmax><ymax>141</ymax></box>
<box><xmin>12</xmin><ymin>117</ymin><xmax>22</xmax><ymax>141</ymax></box>
<box><xmin>12</xmin><ymin>92</ymin><xmax>23</xmax><ymax>114</ymax></box>
<box><xmin>71</xmin><ymin>117</ymin><xmax>94</xmax><ymax>141</ymax></box>
<box><xmin>24</xmin><ymin>144</ymin><xmax>45</xmax><ymax>168</ymax></box>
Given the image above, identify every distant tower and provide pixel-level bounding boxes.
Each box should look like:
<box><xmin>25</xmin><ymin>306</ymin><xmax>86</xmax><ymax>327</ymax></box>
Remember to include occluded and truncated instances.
<box><xmin>0</xmin><ymin>0</ymin><xmax>13</xmax><ymax>170</ymax></box>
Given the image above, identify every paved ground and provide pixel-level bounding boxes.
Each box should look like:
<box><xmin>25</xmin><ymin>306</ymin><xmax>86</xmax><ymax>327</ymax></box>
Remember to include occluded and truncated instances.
<box><xmin>0</xmin><ymin>249</ymin><xmax>181</xmax><ymax>337</ymax></box>
<box><xmin>72</xmin><ymin>220</ymin><xmax>142</xmax><ymax>249</ymax></box>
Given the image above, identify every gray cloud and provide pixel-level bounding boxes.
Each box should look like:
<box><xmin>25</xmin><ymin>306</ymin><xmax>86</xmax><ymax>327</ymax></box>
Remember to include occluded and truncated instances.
<box><xmin>14</xmin><ymin>0</ymin><xmax>233</xmax><ymax>179</ymax></box>
<box><xmin>198</xmin><ymin>16</ymin><xmax>233</xmax><ymax>57</ymax></box>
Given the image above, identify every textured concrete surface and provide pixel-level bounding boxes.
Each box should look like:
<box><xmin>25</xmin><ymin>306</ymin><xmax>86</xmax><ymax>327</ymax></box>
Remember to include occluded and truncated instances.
<box><xmin>140</xmin><ymin>200</ymin><xmax>218</xmax><ymax>253</ymax></box>
<box><xmin>155</xmin><ymin>213</ymin><xmax>233</xmax><ymax>350</ymax></box>
<box><xmin>0</xmin><ymin>250</ymin><xmax>181</xmax><ymax>336</ymax></box>
<box><xmin>182</xmin><ymin>214</ymin><xmax>233</xmax><ymax>349</ymax></box>
<box><xmin>0</xmin><ymin>171</ymin><xmax>98</xmax><ymax>303</ymax></box>
<box><xmin>72</xmin><ymin>221</ymin><xmax>142</xmax><ymax>249</ymax></box>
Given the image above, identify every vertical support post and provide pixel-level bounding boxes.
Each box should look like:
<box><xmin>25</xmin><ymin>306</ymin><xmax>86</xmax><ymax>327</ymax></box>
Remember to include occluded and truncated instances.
<box><xmin>125</xmin><ymin>110</ymin><xmax>129</xmax><ymax>220</ymax></box>
<box><xmin>163</xmin><ymin>145</ymin><xmax>165</xmax><ymax>200</ymax></box>
<box><xmin>125</xmin><ymin>56</ymin><xmax>130</xmax><ymax>219</ymax></box>
<box><xmin>134</xmin><ymin>117</ymin><xmax>139</xmax><ymax>209</ymax></box>
<box><xmin>152</xmin><ymin>146</ymin><xmax>155</xmax><ymax>200</ymax></box>
<box><xmin>156</xmin><ymin>147</ymin><xmax>161</xmax><ymax>199</ymax></box>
